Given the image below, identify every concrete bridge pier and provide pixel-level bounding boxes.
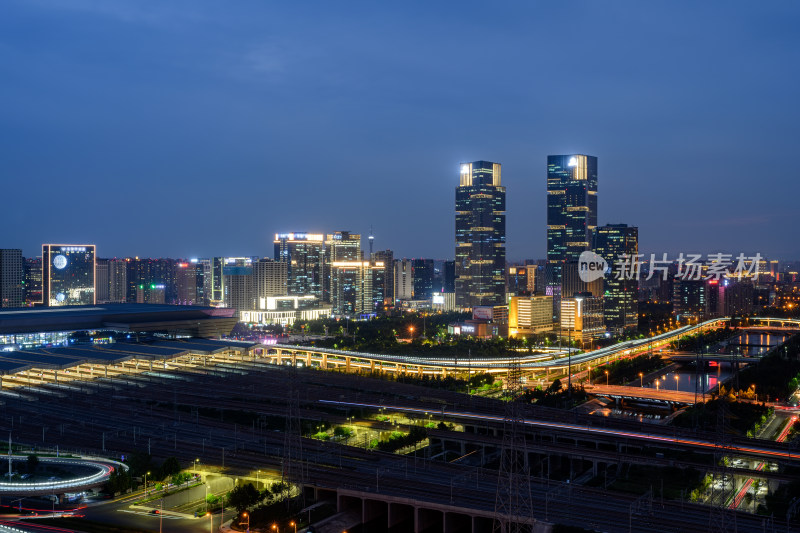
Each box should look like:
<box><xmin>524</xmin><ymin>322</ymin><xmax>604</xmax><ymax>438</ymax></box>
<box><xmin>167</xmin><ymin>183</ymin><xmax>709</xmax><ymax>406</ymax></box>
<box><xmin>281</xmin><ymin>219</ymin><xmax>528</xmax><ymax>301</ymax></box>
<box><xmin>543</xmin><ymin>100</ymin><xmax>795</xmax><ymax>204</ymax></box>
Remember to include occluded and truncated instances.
<box><xmin>388</xmin><ymin>502</ymin><xmax>414</xmax><ymax>530</ymax></box>
<box><xmin>416</xmin><ymin>507</ymin><xmax>443</xmax><ymax>532</ymax></box>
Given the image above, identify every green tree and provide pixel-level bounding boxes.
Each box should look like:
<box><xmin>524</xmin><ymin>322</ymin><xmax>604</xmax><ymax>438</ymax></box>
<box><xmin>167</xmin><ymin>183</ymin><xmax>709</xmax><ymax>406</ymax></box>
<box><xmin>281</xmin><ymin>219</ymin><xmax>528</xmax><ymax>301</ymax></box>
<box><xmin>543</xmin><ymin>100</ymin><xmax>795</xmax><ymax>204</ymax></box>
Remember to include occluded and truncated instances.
<box><xmin>26</xmin><ymin>454</ymin><xmax>39</xmax><ymax>474</ymax></box>
<box><xmin>227</xmin><ymin>483</ymin><xmax>261</xmax><ymax>513</ymax></box>
<box><xmin>159</xmin><ymin>457</ymin><xmax>181</xmax><ymax>480</ymax></box>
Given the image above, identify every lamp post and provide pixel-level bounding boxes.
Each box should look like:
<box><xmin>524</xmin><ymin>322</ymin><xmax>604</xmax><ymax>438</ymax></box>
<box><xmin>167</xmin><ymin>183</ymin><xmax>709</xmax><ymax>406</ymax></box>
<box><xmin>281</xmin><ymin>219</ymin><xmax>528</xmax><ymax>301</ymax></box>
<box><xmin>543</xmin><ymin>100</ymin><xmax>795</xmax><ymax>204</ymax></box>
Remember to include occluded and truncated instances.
<box><xmin>194</xmin><ymin>458</ymin><xmax>200</xmax><ymax>476</ymax></box>
<box><xmin>587</xmin><ymin>366</ymin><xmax>591</xmax><ymax>385</ymax></box>
<box><xmin>272</xmin><ymin>524</ymin><xmax>280</xmax><ymax>533</ymax></box>
<box><xmin>206</xmin><ymin>512</ymin><xmax>213</xmax><ymax>533</ymax></box>
<box><xmin>639</xmin><ymin>372</ymin><xmax>644</xmax><ymax>387</ymax></box>
<box><xmin>605</xmin><ymin>370</ymin><xmax>609</xmax><ymax>386</ymax></box>
<box><xmin>674</xmin><ymin>375</ymin><xmax>679</xmax><ymax>391</ymax></box>
<box><xmin>144</xmin><ymin>471</ymin><xmax>150</xmax><ymax>496</ymax></box>
<box><xmin>242</xmin><ymin>511</ymin><xmax>250</xmax><ymax>533</ymax></box>
<box><xmin>655</xmin><ymin>379</ymin><xmax>660</xmax><ymax>391</ymax></box>
<box><xmin>290</xmin><ymin>520</ymin><xmax>297</xmax><ymax>533</ymax></box>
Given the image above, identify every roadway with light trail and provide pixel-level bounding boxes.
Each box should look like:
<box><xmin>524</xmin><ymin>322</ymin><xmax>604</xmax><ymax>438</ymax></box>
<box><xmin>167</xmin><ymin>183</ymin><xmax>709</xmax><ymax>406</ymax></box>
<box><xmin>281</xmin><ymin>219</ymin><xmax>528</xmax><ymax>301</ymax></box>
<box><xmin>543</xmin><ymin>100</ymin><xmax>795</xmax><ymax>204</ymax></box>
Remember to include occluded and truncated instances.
<box><xmin>320</xmin><ymin>400</ymin><xmax>800</xmax><ymax>463</ymax></box>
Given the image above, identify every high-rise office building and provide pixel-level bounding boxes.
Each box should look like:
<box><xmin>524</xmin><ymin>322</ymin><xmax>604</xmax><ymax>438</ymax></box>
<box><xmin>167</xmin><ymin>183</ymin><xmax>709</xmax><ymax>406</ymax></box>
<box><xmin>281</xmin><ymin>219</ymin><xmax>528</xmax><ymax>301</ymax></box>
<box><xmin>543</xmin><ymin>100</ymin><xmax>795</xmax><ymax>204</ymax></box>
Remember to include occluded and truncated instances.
<box><xmin>672</xmin><ymin>278</ymin><xmax>707</xmax><ymax>319</ymax></box>
<box><xmin>324</xmin><ymin>232</ymin><xmax>361</xmax><ymax>302</ymax></box>
<box><xmin>546</xmin><ymin>155</ymin><xmax>598</xmax><ymax>311</ymax></box>
<box><xmin>42</xmin><ymin>244</ymin><xmax>96</xmax><ymax>306</ymax></box>
<box><xmin>594</xmin><ymin>224</ymin><xmax>638</xmax><ymax>332</ymax></box>
<box><xmin>274</xmin><ymin>233</ymin><xmax>324</xmax><ymax>300</ymax></box>
<box><xmin>23</xmin><ymin>257</ymin><xmax>42</xmax><ymax>306</ymax></box>
<box><xmin>371</xmin><ymin>249</ymin><xmax>394</xmax><ymax>305</ymax></box>
<box><xmin>412</xmin><ymin>259</ymin><xmax>434</xmax><ymax>300</ymax></box>
<box><xmin>95</xmin><ymin>258</ymin><xmax>110</xmax><ymax>303</ymax></box>
<box><xmin>107</xmin><ymin>258</ymin><xmax>128</xmax><ymax>303</ymax></box>
<box><xmin>253</xmin><ymin>258</ymin><xmax>288</xmax><ymax>305</ymax></box>
<box><xmin>330</xmin><ymin>261</ymin><xmax>384</xmax><ymax>316</ymax></box>
<box><xmin>0</xmin><ymin>249</ymin><xmax>24</xmax><ymax>308</ymax></box>
<box><xmin>443</xmin><ymin>260</ymin><xmax>456</xmax><ymax>293</ymax></box>
<box><xmin>394</xmin><ymin>259</ymin><xmax>413</xmax><ymax>301</ymax></box>
<box><xmin>455</xmin><ymin>160</ymin><xmax>506</xmax><ymax>307</ymax></box>
<box><xmin>175</xmin><ymin>262</ymin><xmax>200</xmax><ymax>305</ymax></box>
<box><xmin>223</xmin><ymin>258</ymin><xmax>255</xmax><ymax>316</ymax></box>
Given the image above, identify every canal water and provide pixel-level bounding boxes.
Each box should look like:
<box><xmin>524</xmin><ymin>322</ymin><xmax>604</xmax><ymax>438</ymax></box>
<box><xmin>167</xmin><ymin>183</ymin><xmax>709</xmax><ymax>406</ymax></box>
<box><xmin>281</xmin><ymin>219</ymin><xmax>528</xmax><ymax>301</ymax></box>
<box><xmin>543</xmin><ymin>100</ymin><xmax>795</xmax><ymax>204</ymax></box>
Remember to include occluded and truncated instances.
<box><xmin>644</xmin><ymin>363</ymin><xmax>733</xmax><ymax>393</ymax></box>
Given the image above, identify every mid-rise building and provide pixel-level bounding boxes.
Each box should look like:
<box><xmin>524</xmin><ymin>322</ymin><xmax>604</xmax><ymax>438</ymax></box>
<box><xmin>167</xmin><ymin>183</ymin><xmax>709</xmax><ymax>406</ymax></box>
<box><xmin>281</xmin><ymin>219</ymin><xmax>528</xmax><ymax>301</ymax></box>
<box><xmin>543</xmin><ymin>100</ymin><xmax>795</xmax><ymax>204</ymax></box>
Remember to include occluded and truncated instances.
<box><xmin>508</xmin><ymin>295</ymin><xmax>554</xmax><ymax>336</ymax></box>
<box><xmin>560</xmin><ymin>292</ymin><xmax>604</xmax><ymax>344</ymax></box>
<box><xmin>42</xmin><ymin>244</ymin><xmax>96</xmax><ymax>307</ymax></box>
<box><xmin>455</xmin><ymin>160</ymin><xmax>506</xmax><ymax>308</ymax></box>
<box><xmin>546</xmin><ymin>155</ymin><xmax>598</xmax><ymax>314</ymax></box>
<box><xmin>0</xmin><ymin>249</ymin><xmax>24</xmax><ymax>308</ymax></box>
<box><xmin>594</xmin><ymin>224</ymin><xmax>639</xmax><ymax>333</ymax></box>
<box><xmin>274</xmin><ymin>233</ymin><xmax>324</xmax><ymax>300</ymax></box>
<box><xmin>443</xmin><ymin>260</ymin><xmax>456</xmax><ymax>293</ymax></box>
<box><xmin>672</xmin><ymin>278</ymin><xmax>707</xmax><ymax>319</ymax></box>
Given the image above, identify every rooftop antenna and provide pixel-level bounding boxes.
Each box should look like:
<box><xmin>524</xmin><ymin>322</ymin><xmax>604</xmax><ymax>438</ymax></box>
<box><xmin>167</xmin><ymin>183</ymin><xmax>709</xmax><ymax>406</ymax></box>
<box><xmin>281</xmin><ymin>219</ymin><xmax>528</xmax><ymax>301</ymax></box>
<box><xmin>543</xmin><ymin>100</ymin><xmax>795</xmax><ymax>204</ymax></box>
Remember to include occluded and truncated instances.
<box><xmin>368</xmin><ymin>226</ymin><xmax>374</xmax><ymax>257</ymax></box>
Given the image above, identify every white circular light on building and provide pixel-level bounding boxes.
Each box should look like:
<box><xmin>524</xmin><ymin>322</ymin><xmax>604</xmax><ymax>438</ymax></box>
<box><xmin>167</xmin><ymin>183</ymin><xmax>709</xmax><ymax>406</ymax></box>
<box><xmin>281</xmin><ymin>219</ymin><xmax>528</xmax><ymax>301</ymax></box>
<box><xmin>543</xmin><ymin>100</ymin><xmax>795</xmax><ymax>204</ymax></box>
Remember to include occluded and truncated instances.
<box><xmin>568</xmin><ymin>157</ymin><xmax>578</xmax><ymax>167</ymax></box>
<box><xmin>53</xmin><ymin>254</ymin><xmax>68</xmax><ymax>269</ymax></box>
<box><xmin>56</xmin><ymin>293</ymin><xmax>66</xmax><ymax>302</ymax></box>
<box><xmin>460</xmin><ymin>164</ymin><xmax>469</xmax><ymax>174</ymax></box>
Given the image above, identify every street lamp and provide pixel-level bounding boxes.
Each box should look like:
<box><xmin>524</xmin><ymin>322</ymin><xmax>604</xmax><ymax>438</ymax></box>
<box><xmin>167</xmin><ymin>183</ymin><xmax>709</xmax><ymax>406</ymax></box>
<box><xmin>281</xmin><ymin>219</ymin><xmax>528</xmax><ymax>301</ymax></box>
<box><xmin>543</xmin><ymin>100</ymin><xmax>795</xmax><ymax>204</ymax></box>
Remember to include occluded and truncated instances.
<box><xmin>194</xmin><ymin>458</ymin><xmax>200</xmax><ymax>475</ymax></box>
<box><xmin>144</xmin><ymin>471</ymin><xmax>150</xmax><ymax>496</ymax></box>
<box><xmin>639</xmin><ymin>372</ymin><xmax>644</xmax><ymax>387</ymax></box>
<box><xmin>605</xmin><ymin>370</ymin><xmax>609</xmax><ymax>386</ymax></box>
<box><xmin>290</xmin><ymin>521</ymin><xmax>297</xmax><ymax>533</ymax></box>
<box><xmin>256</xmin><ymin>469</ymin><xmax>261</xmax><ymax>489</ymax></box>
<box><xmin>272</xmin><ymin>524</ymin><xmax>280</xmax><ymax>533</ymax></box>
<box><xmin>655</xmin><ymin>379</ymin><xmax>660</xmax><ymax>391</ymax></box>
<box><xmin>242</xmin><ymin>511</ymin><xmax>250</xmax><ymax>533</ymax></box>
<box><xmin>206</xmin><ymin>512</ymin><xmax>213</xmax><ymax>533</ymax></box>
<box><xmin>674</xmin><ymin>375</ymin><xmax>679</xmax><ymax>391</ymax></box>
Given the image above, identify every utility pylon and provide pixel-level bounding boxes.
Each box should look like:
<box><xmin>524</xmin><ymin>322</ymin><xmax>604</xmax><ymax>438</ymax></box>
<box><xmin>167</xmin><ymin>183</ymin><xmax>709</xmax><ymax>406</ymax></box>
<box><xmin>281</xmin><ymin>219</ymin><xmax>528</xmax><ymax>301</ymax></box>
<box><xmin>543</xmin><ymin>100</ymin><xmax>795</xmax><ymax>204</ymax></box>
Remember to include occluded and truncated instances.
<box><xmin>494</xmin><ymin>359</ymin><xmax>535</xmax><ymax>533</ymax></box>
<box><xmin>282</xmin><ymin>363</ymin><xmax>305</xmax><ymax>508</ymax></box>
<box><xmin>708</xmin><ymin>397</ymin><xmax>737</xmax><ymax>533</ymax></box>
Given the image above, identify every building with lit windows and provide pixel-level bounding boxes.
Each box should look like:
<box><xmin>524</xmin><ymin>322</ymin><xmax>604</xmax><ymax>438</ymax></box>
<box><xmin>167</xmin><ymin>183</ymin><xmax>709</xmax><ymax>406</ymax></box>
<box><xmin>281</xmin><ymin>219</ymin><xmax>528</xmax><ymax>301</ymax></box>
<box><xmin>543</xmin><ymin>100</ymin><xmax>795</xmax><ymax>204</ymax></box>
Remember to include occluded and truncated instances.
<box><xmin>546</xmin><ymin>155</ymin><xmax>598</xmax><ymax>315</ymax></box>
<box><xmin>594</xmin><ymin>224</ymin><xmax>639</xmax><ymax>333</ymax></box>
<box><xmin>455</xmin><ymin>160</ymin><xmax>506</xmax><ymax>308</ymax></box>
<box><xmin>24</xmin><ymin>257</ymin><xmax>42</xmax><ymax>306</ymax></box>
<box><xmin>0</xmin><ymin>249</ymin><xmax>24</xmax><ymax>308</ymax></box>
<box><xmin>412</xmin><ymin>259</ymin><xmax>434</xmax><ymax>300</ymax></box>
<box><xmin>560</xmin><ymin>292</ymin><xmax>604</xmax><ymax>344</ymax></box>
<box><xmin>394</xmin><ymin>259</ymin><xmax>413</xmax><ymax>301</ymax></box>
<box><xmin>324</xmin><ymin>231</ymin><xmax>361</xmax><ymax>302</ymax></box>
<box><xmin>330</xmin><ymin>261</ymin><xmax>384</xmax><ymax>317</ymax></box>
<box><xmin>371</xmin><ymin>250</ymin><xmax>394</xmax><ymax>305</ymax></box>
<box><xmin>672</xmin><ymin>278</ymin><xmax>707</xmax><ymax>320</ymax></box>
<box><xmin>508</xmin><ymin>294</ymin><xmax>554</xmax><ymax>336</ymax></box>
<box><xmin>274</xmin><ymin>233</ymin><xmax>324</xmax><ymax>300</ymax></box>
<box><xmin>42</xmin><ymin>244</ymin><xmax>96</xmax><ymax>307</ymax></box>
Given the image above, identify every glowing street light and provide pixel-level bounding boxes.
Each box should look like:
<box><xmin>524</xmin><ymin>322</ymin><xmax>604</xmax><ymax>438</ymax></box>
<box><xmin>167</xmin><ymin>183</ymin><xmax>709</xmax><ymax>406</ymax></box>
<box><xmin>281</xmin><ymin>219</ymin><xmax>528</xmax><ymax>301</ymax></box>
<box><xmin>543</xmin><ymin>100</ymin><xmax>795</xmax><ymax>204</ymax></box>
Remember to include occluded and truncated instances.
<box><xmin>206</xmin><ymin>512</ymin><xmax>213</xmax><ymax>533</ymax></box>
<box><xmin>639</xmin><ymin>372</ymin><xmax>644</xmax><ymax>387</ymax></box>
<box><xmin>290</xmin><ymin>521</ymin><xmax>297</xmax><ymax>533</ymax></box>
<box><xmin>604</xmin><ymin>370</ymin><xmax>609</xmax><ymax>386</ymax></box>
<box><xmin>655</xmin><ymin>379</ymin><xmax>660</xmax><ymax>391</ymax></box>
<box><xmin>674</xmin><ymin>375</ymin><xmax>680</xmax><ymax>391</ymax></box>
<box><xmin>242</xmin><ymin>511</ymin><xmax>250</xmax><ymax>533</ymax></box>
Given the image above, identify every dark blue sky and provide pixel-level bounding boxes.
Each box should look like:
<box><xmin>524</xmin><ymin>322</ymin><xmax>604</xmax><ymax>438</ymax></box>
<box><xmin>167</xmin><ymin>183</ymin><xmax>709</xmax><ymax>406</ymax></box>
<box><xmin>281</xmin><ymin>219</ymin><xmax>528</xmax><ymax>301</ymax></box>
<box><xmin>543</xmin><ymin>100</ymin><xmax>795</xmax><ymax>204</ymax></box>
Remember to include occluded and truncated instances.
<box><xmin>2</xmin><ymin>1</ymin><xmax>799</xmax><ymax>261</ymax></box>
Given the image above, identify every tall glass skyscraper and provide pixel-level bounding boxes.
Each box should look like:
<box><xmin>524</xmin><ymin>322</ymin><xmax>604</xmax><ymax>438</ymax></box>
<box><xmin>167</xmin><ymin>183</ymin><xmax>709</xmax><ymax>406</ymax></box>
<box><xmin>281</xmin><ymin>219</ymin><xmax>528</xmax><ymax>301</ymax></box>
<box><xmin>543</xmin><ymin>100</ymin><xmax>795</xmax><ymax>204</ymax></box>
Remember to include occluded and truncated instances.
<box><xmin>274</xmin><ymin>233</ymin><xmax>324</xmax><ymax>300</ymax></box>
<box><xmin>594</xmin><ymin>224</ymin><xmax>638</xmax><ymax>332</ymax></box>
<box><xmin>455</xmin><ymin>160</ymin><xmax>506</xmax><ymax>308</ymax></box>
<box><xmin>546</xmin><ymin>155</ymin><xmax>598</xmax><ymax>309</ymax></box>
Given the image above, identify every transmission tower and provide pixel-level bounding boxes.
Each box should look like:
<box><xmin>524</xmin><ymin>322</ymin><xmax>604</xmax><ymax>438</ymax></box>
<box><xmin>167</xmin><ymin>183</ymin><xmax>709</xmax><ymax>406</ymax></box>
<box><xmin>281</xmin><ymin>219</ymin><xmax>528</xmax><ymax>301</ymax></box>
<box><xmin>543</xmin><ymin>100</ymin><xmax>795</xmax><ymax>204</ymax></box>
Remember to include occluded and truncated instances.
<box><xmin>494</xmin><ymin>359</ymin><xmax>535</xmax><ymax>533</ymax></box>
<box><xmin>708</xmin><ymin>397</ymin><xmax>737</xmax><ymax>533</ymax></box>
<box><xmin>282</xmin><ymin>363</ymin><xmax>305</xmax><ymax>507</ymax></box>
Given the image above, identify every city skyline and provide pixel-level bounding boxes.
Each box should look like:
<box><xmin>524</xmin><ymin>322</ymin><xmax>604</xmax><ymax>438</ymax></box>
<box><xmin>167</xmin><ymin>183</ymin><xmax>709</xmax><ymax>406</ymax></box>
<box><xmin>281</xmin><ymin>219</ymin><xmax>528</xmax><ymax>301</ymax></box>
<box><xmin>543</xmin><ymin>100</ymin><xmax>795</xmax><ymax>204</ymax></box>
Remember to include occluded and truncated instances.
<box><xmin>2</xmin><ymin>2</ymin><xmax>799</xmax><ymax>260</ymax></box>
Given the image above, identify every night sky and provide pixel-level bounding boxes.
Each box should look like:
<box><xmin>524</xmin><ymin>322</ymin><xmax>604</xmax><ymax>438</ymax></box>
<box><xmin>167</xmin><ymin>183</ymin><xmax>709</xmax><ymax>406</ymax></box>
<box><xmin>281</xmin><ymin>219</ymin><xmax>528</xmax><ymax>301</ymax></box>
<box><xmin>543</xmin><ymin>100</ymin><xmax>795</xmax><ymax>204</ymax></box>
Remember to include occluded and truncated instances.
<box><xmin>2</xmin><ymin>1</ymin><xmax>799</xmax><ymax>261</ymax></box>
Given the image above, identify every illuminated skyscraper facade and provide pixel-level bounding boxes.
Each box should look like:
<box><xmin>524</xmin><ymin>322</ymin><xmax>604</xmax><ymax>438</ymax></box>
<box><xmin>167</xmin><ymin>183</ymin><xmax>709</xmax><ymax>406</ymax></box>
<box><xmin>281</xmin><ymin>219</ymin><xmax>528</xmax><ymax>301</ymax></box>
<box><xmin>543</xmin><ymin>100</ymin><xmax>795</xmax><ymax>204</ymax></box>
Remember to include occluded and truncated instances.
<box><xmin>546</xmin><ymin>155</ymin><xmax>598</xmax><ymax>311</ymax></box>
<box><xmin>455</xmin><ymin>160</ymin><xmax>506</xmax><ymax>308</ymax></box>
<box><xmin>594</xmin><ymin>224</ymin><xmax>639</xmax><ymax>332</ymax></box>
<box><xmin>42</xmin><ymin>244</ymin><xmax>96</xmax><ymax>306</ymax></box>
<box><xmin>274</xmin><ymin>233</ymin><xmax>324</xmax><ymax>300</ymax></box>
<box><xmin>324</xmin><ymin>231</ymin><xmax>361</xmax><ymax>302</ymax></box>
<box><xmin>0</xmin><ymin>249</ymin><xmax>24</xmax><ymax>308</ymax></box>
